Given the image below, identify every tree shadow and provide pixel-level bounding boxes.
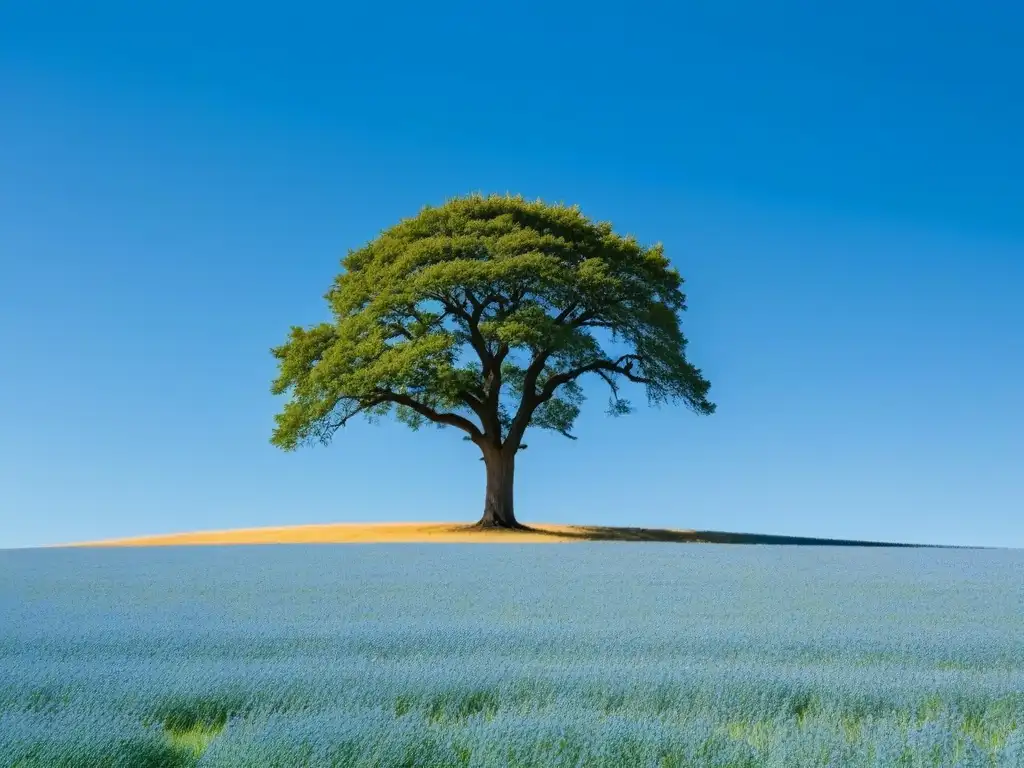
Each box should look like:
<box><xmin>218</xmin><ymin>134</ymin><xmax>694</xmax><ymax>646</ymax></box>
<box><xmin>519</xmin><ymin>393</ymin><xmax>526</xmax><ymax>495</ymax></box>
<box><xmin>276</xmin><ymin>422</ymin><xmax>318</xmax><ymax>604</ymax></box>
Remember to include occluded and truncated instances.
<box><xmin>448</xmin><ymin>524</ymin><xmax>978</xmax><ymax>548</ymax></box>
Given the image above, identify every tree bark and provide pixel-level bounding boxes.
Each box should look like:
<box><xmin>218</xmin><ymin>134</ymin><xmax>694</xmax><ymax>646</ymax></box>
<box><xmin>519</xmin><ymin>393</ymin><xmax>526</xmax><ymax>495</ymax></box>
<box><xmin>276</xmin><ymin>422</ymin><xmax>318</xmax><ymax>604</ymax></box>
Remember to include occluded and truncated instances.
<box><xmin>476</xmin><ymin>448</ymin><xmax>522</xmax><ymax>528</ymax></box>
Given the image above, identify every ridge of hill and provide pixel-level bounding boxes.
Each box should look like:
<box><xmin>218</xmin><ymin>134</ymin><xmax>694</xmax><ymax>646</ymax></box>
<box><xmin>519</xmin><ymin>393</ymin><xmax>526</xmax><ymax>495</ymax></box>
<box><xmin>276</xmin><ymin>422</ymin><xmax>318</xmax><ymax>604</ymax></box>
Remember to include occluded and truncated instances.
<box><xmin>54</xmin><ymin>523</ymin><xmax>975</xmax><ymax>548</ymax></box>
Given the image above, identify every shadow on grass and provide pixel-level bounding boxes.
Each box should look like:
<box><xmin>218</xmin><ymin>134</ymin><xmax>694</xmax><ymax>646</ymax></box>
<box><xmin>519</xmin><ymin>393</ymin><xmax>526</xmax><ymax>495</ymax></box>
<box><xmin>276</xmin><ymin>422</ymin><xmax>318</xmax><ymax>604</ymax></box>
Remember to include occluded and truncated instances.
<box><xmin>451</xmin><ymin>524</ymin><xmax>978</xmax><ymax>548</ymax></box>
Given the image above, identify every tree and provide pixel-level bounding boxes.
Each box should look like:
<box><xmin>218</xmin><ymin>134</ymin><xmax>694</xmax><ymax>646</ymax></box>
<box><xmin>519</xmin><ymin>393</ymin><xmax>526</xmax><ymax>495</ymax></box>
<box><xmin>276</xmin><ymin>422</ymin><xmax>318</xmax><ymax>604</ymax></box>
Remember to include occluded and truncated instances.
<box><xmin>269</xmin><ymin>194</ymin><xmax>715</xmax><ymax>528</ymax></box>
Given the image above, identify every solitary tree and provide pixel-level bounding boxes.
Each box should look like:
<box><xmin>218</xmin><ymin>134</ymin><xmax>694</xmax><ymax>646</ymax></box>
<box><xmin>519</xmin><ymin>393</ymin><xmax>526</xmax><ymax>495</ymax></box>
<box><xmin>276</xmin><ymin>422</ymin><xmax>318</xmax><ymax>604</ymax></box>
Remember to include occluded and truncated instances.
<box><xmin>270</xmin><ymin>194</ymin><xmax>714</xmax><ymax>528</ymax></box>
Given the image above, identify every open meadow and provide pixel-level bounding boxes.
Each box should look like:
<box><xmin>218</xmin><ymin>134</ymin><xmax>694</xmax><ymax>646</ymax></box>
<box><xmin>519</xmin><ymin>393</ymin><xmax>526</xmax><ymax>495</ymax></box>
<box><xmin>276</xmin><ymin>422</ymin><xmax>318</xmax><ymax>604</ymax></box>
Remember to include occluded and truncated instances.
<box><xmin>2</xmin><ymin>541</ymin><xmax>1023</xmax><ymax>767</ymax></box>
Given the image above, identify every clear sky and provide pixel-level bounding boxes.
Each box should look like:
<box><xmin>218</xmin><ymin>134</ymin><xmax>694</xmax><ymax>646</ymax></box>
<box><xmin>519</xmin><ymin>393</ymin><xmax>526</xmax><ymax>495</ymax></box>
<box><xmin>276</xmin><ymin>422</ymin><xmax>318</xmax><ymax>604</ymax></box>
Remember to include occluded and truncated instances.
<box><xmin>2</xmin><ymin>1</ymin><xmax>1021</xmax><ymax>549</ymax></box>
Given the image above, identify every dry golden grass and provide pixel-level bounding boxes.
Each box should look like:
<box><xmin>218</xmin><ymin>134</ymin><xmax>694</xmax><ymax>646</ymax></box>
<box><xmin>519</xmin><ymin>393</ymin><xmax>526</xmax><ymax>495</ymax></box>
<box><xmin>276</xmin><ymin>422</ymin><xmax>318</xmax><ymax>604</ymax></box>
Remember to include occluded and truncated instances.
<box><xmin>61</xmin><ymin>522</ymin><xmax>706</xmax><ymax>547</ymax></box>
<box><xmin>54</xmin><ymin>523</ymin><xmax>921</xmax><ymax>548</ymax></box>
<box><xmin>59</xmin><ymin>522</ymin><xmax>582</xmax><ymax>547</ymax></box>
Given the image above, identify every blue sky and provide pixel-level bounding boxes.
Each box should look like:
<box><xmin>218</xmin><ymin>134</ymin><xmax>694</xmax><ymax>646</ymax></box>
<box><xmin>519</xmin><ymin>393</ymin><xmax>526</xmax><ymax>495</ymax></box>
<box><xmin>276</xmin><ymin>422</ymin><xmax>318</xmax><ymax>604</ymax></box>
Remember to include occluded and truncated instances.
<box><xmin>1</xmin><ymin>1</ymin><xmax>1021</xmax><ymax>549</ymax></box>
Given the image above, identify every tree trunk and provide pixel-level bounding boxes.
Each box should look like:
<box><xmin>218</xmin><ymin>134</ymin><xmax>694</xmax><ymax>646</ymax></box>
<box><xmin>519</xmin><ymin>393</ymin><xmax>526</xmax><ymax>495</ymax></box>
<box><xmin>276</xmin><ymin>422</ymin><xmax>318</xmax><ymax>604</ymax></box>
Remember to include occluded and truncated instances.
<box><xmin>476</xmin><ymin>448</ymin><xmax>522</xmax><ymax>528</ymax></box>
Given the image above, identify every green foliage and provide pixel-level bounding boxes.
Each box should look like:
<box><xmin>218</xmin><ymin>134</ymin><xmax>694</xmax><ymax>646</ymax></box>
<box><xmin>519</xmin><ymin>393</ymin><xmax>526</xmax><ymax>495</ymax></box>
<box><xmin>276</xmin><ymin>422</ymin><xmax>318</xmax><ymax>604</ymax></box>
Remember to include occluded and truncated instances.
<box><xmin>270</xmin><ymin>193</ymin><xmax>714</xmax><ymax>452</ymax></box>
<box><xmin>150</xmin><ymin>696</ymin><xmax>236</xmax><ymax>734</ymax></box>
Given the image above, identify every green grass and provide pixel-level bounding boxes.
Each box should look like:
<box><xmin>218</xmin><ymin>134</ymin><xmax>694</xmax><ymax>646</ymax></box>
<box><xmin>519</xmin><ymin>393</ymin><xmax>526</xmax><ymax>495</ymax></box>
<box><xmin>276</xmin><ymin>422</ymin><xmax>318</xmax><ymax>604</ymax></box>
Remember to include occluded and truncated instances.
<box><xmin>163</xmin><ymin>720</ymin><xmax>225</xmax><ymax>759</ymax></box>
<box><xmin>141</xmin><ymin>695</ymin><xmax>235</xmax><ymax>763</ymax></box>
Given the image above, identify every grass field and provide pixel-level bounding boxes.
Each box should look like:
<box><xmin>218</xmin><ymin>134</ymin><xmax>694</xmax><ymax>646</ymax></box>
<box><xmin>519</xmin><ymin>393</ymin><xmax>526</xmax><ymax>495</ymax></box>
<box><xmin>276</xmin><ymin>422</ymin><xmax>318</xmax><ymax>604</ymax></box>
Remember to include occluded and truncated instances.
<box><xmin>2</xmin><ymin>538</ymin><xmax>1022</xmax><ymax>766</ymax></box>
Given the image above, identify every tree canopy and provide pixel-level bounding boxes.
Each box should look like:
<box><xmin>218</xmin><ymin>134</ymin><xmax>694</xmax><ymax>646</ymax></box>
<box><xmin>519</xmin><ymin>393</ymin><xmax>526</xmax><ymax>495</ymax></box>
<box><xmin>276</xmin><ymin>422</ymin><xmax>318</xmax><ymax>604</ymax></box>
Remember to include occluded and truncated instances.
<box><xmin>269</xmin><ymin>193</ymin><xmax>714</xmax><ymax>525</ymax></box>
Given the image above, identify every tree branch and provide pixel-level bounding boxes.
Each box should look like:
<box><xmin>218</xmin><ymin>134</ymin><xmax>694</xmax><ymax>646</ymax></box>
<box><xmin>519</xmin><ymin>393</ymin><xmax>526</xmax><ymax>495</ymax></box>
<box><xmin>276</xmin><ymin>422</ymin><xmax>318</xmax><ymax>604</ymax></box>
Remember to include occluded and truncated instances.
<box><xmin>553</xmin><ymin>302</ymin><xmax>580</xmax><ymax>324</ymax></box>
<box><xmin>538</xmin><ymin>355</ymin><xmax>649</xmax><ymax>402</ymax></box>
<box><xmin>436</xmin><ymin>291</ymin><xmax>494</xmax><ymax>371</ymax></box>
<box><xmin>595</xmin><ymin>368</ymin><xmax>620</xmax><ymax>396</ymax></box>
<box><xmin>385</xmin><ymin>323</ymin><xmax>415</xmax><ymax>341</ymax></box>
<box><xmin>451</xmin><ymin>290</ymin><xmax>507</xmax><ymax>439</ymax></box>
<box><xmin>374</xmin><ymin>389</ymin><xmax>484</xmax><ymax>440</ymax></box>
<box><xmin>514</xmin><ymin>302</ymin><xmax>600</xmax><ymax>407</ymax></box>
<box><xmin>504</xmin><ymin>354</ymin><xmax>648</xmax><ymax>450</ymax></box>
<box><xmin>322</xmin><ymin>396</ymin><xmax>390</xmax><ymax>434</ymax></box>
<box><xmin>466</xmin><ymin>292</ymin><xmax>497</xmax><ymax>370</ymax></box>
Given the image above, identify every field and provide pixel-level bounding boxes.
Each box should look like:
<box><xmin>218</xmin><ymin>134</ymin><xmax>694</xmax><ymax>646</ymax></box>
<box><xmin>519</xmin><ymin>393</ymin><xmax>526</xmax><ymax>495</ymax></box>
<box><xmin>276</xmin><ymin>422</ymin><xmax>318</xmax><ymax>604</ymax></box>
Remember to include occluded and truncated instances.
<box><xmin>2</xmin><ymin>541</ymin><xmax>1023</xmax><ymax>767</ymax></box>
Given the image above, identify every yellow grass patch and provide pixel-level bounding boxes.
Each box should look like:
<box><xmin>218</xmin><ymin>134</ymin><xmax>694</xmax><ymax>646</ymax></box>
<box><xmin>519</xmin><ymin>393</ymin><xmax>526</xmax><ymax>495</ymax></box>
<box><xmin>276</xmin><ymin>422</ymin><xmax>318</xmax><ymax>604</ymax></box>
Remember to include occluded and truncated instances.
<box><xmin>56</xmin><ymin>522</ymin><xmax>715</xmax><ymax>547</ymax></box>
